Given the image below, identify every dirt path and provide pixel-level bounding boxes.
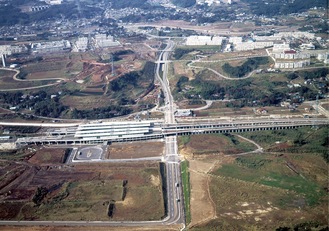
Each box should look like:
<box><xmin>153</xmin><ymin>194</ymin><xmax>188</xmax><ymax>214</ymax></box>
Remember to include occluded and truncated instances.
<box><xmin>187</xmin><ymin>159</ymin><xmax>218</xmax><ymax>228</ymax></box>
<box><xmin>187</xmin><ymin>58</ymin><xmax>260</xmax><ymax>80</ymax></box>
<box><xmin>0</xmin><ymin>68</ymin><xmax>63</xmax><ymax>92</ymax></box>
<box><xmin>225</xmin><ymin>134</ymin><xmax>263</xmax><ymax>156</ymax></box>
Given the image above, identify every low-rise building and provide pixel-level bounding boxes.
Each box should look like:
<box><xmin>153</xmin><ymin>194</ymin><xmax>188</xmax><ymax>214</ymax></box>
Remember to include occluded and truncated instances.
<box><xmin>234</xmin><ymin>41</ymin><xmax>273</xmax><ymax>51</ymax></box>
<box><xmin>31</xmin><ymin>40</ymin><xmax>71</xmax><ymax>53</ymax></box>
<box><xmin>175</xmin><ymin>110</ymin><xmax>193</xmax><ymax>117</ymax></box>
<box><xmin>277</xmin><ymin>31</ymin><xmax>315</xmax><ymax>39</ymax></box>
<box><xmin>272</xmin><ymin>50</ymin><xmax>311</xmax><ymax>59</ymax></box>
<box><xmin>94</xmin><ymin>34</ymin><xmax>120</xmax><ymax>48</ymax></box>
<box><xmin>74</xmin><ymin>37</ymin><xmax>89</xmax><ymax>52</ymax></box>
<box><xmin>274</xmin><ymin>60</ymin><xmax>310</xmax><ymax>69</ymax></box>
<box><xmin>300</xmin><ymin>43</ymin><xmax>315</xmax><ymax>50</ymax></box>
<box><xmin>186</xmin><ymin>36</ymin><xmax>224</xmax><ymax>46</ymax></box>
<box><xmin>272</xmin><ymin>43</ymin><xmax>290</xmax><ymax>53</ymax></box>
<box><xmin>229</xmin><ymin>36</ymin><xmax>242</xmax><ymax>44</ymax></box>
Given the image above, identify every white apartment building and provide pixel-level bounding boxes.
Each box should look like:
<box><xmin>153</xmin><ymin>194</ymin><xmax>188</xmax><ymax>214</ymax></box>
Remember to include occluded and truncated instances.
<box><xmin>0</xmin><ymin>45</ymin><xmax>28</xmax><ymax>55</ymax></box>
<box><xmin>272</xmin><ymin>43</ymin><xmax>291</xmax><ymax>53</ymax></box>
<box><xmin>272</xmin><ymin>50</ymin><xmax>311</xmax><ymax>59</ymax></box>
<box><xmin>186</xmin><ymin>36</ymin><xmax>225</xmax><ymax>46</ymax></box>
<box><xmin>74</xmin><ymin>37</ymin><xmax>89</xmax><ymax>52</ymax></box>
<box><xmin>229</xmin><ymin>36</ymin><xmax>242</xmax><ymax>44</ymax></box>
<box><xmin>234</xmin><ymin>41</ymin><xmax>273</xmax><ymax>51</ymax></box>
<box><xmin>253</xmin><ymin>35</ymin><xmax>282</xmax><ymax>41</ymax></box>
<box><xmin>94</xmin><ymin>34</ymin><xmax>120</xmax><ymax>48</ymax></box>
<box><xmin>277</xmin><ymin>32</ymin><xmax>315</xmax><ymax>39</ymax></box>
<box><xmin>274</xmin><ymin>60</ymin><xmax>310</xmax><ymax>69</ymax></box>
<box><xmin>0</xmin><ymin>45</ymin><xmax>12</xmax><ymax>55</ymax></box>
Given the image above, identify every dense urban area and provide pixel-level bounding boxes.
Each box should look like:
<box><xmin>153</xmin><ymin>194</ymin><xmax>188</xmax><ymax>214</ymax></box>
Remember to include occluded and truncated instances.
<box><xmin>0</xmin><ymin>0</ymin><xmax>328</xmax><ymax>230</ymax></box>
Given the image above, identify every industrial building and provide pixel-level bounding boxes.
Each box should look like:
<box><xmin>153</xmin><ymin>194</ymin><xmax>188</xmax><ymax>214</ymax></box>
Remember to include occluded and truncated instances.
<box><xmin>74</xmin><ymin>37</ymin><xmax>89</xmax><ymax>52</ymax></box>
<box><xmin>31</xmin><ymin>40</ymin><xmax>71</xmax><ymax>53</ymax></box>
<box><xmin>93</xmin><ymin>34</ymin><xmax>120</xmax><ymax>48</ymax></box>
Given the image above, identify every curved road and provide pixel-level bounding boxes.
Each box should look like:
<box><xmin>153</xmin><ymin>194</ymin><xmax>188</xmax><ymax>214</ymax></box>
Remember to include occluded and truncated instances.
<box><xmin>187</xmin><ymin>58</ymin><xmax>259</xmax><ymax>80</ymax></box>
<box><xmin>0</xmin><ymin>67</ymin><xmax>65</xmax><ymax>91</ymax></box>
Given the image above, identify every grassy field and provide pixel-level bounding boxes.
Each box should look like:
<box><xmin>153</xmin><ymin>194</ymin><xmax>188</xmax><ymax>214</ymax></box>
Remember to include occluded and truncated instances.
<box><xmin>179</xmin><ymin>133</ymin><xmax>257</xmax><ymax>156</ymax></box>
<box><xmin>188</xmin><ymin>126</ymin><xmax>328</xmax><ymax>231</ymax></box>
<box><xmin>241</xmin><ymin>126</ymin><xmax>329</xmax><ymax>155</ymax></box>
<box><xmin>213</xmin><ymin>153</ymin><xmax>326</xmax><ymax>206</ymax></box>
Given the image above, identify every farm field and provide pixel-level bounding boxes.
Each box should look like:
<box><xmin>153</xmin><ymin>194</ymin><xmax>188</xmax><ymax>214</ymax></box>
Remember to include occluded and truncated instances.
<box><xmin>182</xmin><ymin>127</ymin><xmax>328</xmax><ymax>231</ymax></box>
<box><xmin>106</xmin><ymin>141</ymin><xmax>164</xmax><ymax>159</ymax></box>
<box><xmin>0</xmin><ymin>147</ymin><xmax>165</xmax><ymax>222</ymax></box>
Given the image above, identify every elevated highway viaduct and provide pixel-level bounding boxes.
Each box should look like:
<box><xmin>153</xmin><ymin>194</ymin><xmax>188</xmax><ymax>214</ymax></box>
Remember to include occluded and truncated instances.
<box><xmin>11</xmin><ymin>118</ymin><xmax>328</xmax><ymax>146</ymax></box>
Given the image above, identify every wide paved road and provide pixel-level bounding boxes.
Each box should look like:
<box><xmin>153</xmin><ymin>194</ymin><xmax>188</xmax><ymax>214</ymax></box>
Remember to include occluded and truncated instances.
<box><xmin>157</xmin><ymin>40</ymin><xmax>185</xmax><ymax>225</ymax></box>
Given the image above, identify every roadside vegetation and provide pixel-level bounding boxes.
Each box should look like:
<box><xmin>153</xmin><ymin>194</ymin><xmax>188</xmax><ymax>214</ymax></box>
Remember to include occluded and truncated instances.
<box><xmin>181</xmin><ymin>160</ymin><xmax>191</xmax><ymax>224</ymax></box>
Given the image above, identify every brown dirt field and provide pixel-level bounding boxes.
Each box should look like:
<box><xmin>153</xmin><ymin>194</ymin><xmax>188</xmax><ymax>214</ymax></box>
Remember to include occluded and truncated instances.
<box><xmin>0</xmin><ymin>160</ymin><xmax>164</xmax><ymax>222</ymax></box>
<box><xmin>188</xmin><ymin>158</ymin><xmax>216</xmax><ymax>227</ymax></box>
<box><xmin>182</xmin><ymin>134</ymin><xmax>255</xmax><ymax>156</ymax></box>
<box><xmin>107</xmin><ymin>141</ymin><xmax>164</xmax><ymax>159</ymax></box>
<box><xmin>186</xmin><ymin>154</ymin><xmax>235</xmax><ymax>228</ymax></box>
<box><xmin>60</xmin><ymin>95</ymin><xmax>112</xmax><ymax>110</ymax></box>
<box><xmin>173</xmin><ymin>62</ymin><xmax>194</xmax><ymax>79</ymax></box>
<box><xmin>321</xmin><ymin>102</ymin><xmax>329</xmax><ymax>110</ymax></box>
<box><xmin>28</xmin><ymin>148</ymin><xmax>67</xmax><ymax>165</ymax></box>
<box><xmin>0</xmin><ymin>107</ymin><xmax>11</xmax><ymax>113</ymax></box>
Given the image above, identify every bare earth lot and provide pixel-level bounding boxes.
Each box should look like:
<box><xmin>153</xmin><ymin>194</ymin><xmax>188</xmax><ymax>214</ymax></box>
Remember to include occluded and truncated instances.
<box><xmin>106</xmin><ymin>141</ymin><xmax>164</xmax><ymax>159</ymax></box>
<box><xmin>0</xmin><ymin>148</ymin><xmax>164</xmax><ymax>222</ymax></box>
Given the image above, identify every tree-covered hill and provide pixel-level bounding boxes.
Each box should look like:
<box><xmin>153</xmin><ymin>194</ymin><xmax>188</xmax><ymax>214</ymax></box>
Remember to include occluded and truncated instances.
<box><xmin>241</xmin><ymin>0</ymin><xmax>328</xmax><ymax>16</ymax></box>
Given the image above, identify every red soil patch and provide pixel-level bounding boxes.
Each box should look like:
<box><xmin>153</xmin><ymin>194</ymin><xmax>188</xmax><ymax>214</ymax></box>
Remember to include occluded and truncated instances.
<box><xmin>28</xmin><ymin>148</ymin><xmax>67</xmax><ymax>165</ymax></box>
